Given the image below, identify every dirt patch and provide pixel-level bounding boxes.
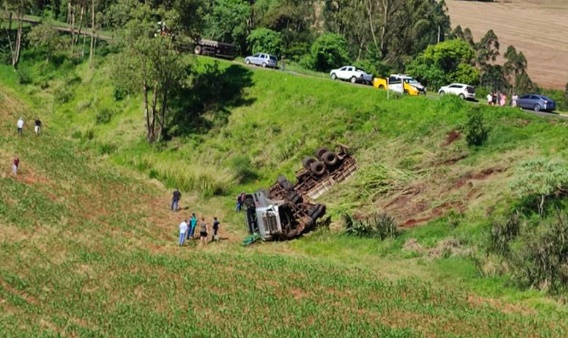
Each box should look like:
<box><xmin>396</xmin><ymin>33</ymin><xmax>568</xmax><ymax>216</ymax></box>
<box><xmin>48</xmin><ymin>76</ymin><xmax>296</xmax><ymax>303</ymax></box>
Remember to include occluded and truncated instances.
<box><xmin>455</xmin><ymin>167</ymin><xmax>506</xmax><ymax>188</ymax></box>
<box><xmin>442</xmin><ymin>130</ymin><xmax>462</xmax><ymax>147</ymax></box>
<box><xmin>467</xmin><ymin>295</ymin><xmax>536</xmax><ymax>316</ymax></box>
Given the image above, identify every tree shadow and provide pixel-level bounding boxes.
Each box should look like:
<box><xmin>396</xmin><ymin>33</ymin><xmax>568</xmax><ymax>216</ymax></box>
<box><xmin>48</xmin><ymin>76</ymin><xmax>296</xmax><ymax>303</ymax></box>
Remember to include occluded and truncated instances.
<box><xmin>166</xmin><ymin>62</ymin><xmax>255</xmax><ymax>138</ymax></box>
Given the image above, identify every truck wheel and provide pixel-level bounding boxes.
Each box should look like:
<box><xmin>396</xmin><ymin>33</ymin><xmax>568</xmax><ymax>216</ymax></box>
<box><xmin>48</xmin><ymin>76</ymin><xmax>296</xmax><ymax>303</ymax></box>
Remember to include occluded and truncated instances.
<box><xmin>331</xmin><ymin>73</ymin><xmax>337</xmax><ymax>80</ymax></box>
<box><xmin>314</xmin><ymin>148</ymin><xmax>329</xmax><ymax>159</ymax></box>
<box><xmin>287</xmin><ymin>191</ymin><xmax>302</xmax><ymax>204</ymax></box>
<box><xmin>459</xmin><ymin>94</ymin><xmax>465</xmax><ymax>100</ymax></box>
<box><xmin>302</xmin><ymin>156</ymin><xmax>317</xmax><ymax>169</ymax></box>
<box><xmin>194</xmin><ymin>45</ymin><xmax>202</xmax><ymax>55</ymax></box>
<box><xmin>321</xmin><ymin>151</ymin><xmax>339</xmax><ymax>166</ymax></box>
<box><xmin>350</xmin><ymin>76</ymin><xmax>357</xmax><ymax>84</ymax></box>
<box><xmin>378</xmin><ymin>85</ymin><xmax>385</xmax><ymax>89</ymax></box>
<box><xmin>262</xmin><ymin>62</ymin><xmax>267</xmax><ymax>68</ymax></box>
<box><xmin>277</xmin><ymin>175</ymin><xmax>294</xmax><ymax>191</ymax></box>
<box><xmin>245</xmin><ymin>59</ymin><xmax>251</xmax><ymax>65</ymax></box>
<box><xmin>309</xmin><ymin>204</ymin><xmax>325</xmax><ymax>220</ymax></box>
<box><xmin>310</xmin><ymin>161</ymin><xmax>326</xmax><ymax>176</ymax></box>
<box><xmin>439</xmin><ymin>91</ymin><xmax>445</xmax><ymax>96</ymax></box>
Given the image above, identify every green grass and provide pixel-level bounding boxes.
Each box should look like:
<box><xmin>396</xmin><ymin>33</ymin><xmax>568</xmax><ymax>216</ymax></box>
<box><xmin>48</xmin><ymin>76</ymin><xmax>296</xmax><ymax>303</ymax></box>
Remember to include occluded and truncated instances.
<box><xmin>3</xmin><ymin>53</ymin><xmax>568</xmax><ymax>335</ymax></box>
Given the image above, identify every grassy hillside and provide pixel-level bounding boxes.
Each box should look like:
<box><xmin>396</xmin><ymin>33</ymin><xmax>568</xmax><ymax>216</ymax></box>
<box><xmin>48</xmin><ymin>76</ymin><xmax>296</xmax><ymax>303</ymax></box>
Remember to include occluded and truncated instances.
<box><xmin>3</xmin><ymin>53</ymin><xmax>568</xmax><ymax>335</ymax></box>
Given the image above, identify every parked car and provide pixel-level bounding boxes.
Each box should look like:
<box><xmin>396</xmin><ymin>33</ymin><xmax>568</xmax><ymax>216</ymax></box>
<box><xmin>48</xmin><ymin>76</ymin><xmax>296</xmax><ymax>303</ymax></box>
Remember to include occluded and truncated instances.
<box><xmin>329</xmin><ymin>66</ymin><xmax>373</xmax><ymax>85</ymax></box>
<box><xmin>517</xmin><ymin>94</ymin><xmax>556</xmax><ymax>112</ymax></box>
<box><xmin>438</xmin><ymin>83</ymin><xmax>476</xmax><ymax>100</ymax></box>
<box><xmin>244</xmin><ymin>53</ymin><xmax>278</xmax><ymax>68</ymax></box>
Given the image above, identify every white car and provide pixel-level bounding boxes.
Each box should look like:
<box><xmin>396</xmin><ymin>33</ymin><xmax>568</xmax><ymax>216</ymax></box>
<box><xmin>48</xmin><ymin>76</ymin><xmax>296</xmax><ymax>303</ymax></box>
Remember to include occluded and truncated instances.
<box><xmin>330</xmin><ymin>66</ymin><xmax>373</xmax><ymax>85</ymax></box>
<box><xmin>438</xmin><ymin>83</ymin><xmax>476</xmax><ymax>100</ymax></box>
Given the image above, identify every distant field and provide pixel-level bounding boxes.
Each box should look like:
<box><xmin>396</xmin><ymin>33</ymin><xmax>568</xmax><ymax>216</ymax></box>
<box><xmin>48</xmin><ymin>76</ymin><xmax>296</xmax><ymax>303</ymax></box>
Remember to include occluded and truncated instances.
<box><xmin>446</xmin><ymin>0</ymin><xmax>568</xmax><ymax>90</ymax></box>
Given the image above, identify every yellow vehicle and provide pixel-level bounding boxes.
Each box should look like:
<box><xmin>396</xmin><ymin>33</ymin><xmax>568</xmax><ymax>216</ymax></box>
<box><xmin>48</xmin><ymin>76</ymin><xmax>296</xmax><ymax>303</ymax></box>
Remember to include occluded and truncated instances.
<box><xmin>373</xmin><ymin>74</ymin><xmax>427</xmax><ymax>96</ymax></box>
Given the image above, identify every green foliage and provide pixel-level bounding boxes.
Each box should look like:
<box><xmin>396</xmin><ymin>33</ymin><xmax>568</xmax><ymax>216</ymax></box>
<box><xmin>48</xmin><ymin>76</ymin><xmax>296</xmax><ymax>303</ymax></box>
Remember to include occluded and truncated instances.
<box><xmin>408</xmin><ymin>39</ymin><xmax>478</xmax><ymax>90</ymax></box>
<box><xmin>246</xmin><ymin>28</ymin><xmax>282</xmax><ymax>56</ymax></box>
<box><xmin>230</xmin><ymin>155</ymin><xmax>258</xmax><ymax>184</ymax></box>
<box><xmin>488</xmin><ymin>212</ymin><xmax>521</xmax><ymax>256</ymax></box>
<box><xmin>344</xmin><ymin>212</ymin><xmax>398</xmax><ymax>240</ymax></box>
<box><xmin>95</xmin><ymin>107</ymin><xmax>115</xmax><ymax>124</ymax></box>
<box><xmin>204</xmin><ymin>0</ymin><xmax>250</xmax><ymax>51</ymax></box>
<box><xmin>27</xmin><ymin>21</ymin><xmax>64</xmax><ymax>62</ymax></box>
<box><xmin>16</xmin><ymin>67</ymin><xmax>32</xmax><ymax>85</ymax></box>
<box><xmin>509</xmin><ymin>159</ymin><xmax>568</xmax><ymax>215</ymax></box>
<box><xmin>463</xmin><ymin>107</ymin><xmax>489</xmax><ymax>147</ymax></box>
<box><xmin>308</xmin><ymin>33</ymin><xmax>350</xmax><ymax>72</ymax></box>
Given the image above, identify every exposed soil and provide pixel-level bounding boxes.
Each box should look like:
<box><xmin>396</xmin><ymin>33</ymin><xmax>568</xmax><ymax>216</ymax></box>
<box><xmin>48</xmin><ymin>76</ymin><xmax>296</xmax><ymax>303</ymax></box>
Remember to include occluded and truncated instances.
<box><xmin>442</xmin><ymin>129</ymin><xmax>462</xmax><ymax>147</ymax></box>
<box><xmin>447</xmin><ymin>0</ymin><xmax>568</xmax><ymax>90</ymax></box>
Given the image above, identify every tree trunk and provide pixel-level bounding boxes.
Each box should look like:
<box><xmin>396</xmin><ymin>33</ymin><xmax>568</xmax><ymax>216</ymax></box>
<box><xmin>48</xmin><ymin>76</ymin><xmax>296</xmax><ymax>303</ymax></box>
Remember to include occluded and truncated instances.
<box><xmin>149</xmin><ymin>83</ymin><xmax>159</xmax><ymax>142</ymax></box>
<box><xmin>366</xmin><ymin>0</ymin><xmax>379</xmax><ymax>56</ymax></box>
<box><xmin>13</xmin><ymin>12</ymin><xmax>22</xmax><ymax>68</ymax></box>
<box><xmin>5</xmin><ymin>12</ymin><xmax>15</xmax><ymax>62</ymax></box>
<box><xmin>89</xmin><ymin>0</ymin><xmax>96</xmax><ymax>66</ymax></box>
<box><xmin>70</xmin><ymin>2</ymin><xmax>76</xmax><ymax>53</ymax></box>
<box><xmin>78</xmin><ymin>5</ymin><xmax>85</xmax><ymax>57</ymax></box>
<box><xmin>158</xmin><ymin>87</ymin><xmax>168</xmax><ymax>140</ymax></box>
<box><xmin>379</xmin><ymin>0</ymin><xmax>389</xmax><ymax>59</ymax></box>
<box><xmin>143</xmin><ymin>80</ymin><xmax>154</xmax><ymax>142</ymax></box>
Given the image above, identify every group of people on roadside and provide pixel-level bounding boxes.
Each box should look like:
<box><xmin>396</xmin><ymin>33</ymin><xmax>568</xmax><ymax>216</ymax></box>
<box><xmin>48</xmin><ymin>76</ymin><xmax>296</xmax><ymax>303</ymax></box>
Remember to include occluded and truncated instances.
<box><xmin>487</xmin><ymin>92</ymin><xmax>519</xmax><ymax>107</ymax></box>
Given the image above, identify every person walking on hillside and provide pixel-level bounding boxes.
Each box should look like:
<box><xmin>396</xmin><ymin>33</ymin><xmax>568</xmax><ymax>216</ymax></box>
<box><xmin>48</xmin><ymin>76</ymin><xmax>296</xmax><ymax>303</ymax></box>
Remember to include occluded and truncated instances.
<box><xmin>212</xmin><ymin>217</ymin><xmax>220</xmax><ymax>242</ymax></box>
<box><xmin>199</xmin><ymin>217</ymin><xmax>209</xmax><ymax>246</ymax></box>
<box><xmin>34</xmin><ymin>118</ymin><xmax>42</xmax><ymax>135</ymax></box>
<box><xmin>12</xmin><ymin>156</ymin><xmax>19</xmax><ymax>176</ymax></box>
<box><xmin>171</xmin><ymin>188</ymin><xmax>181</xmax><ymax>211</ymax></box>
<box><xmin>179</xmin><ymin>219</ymin><xmax>189</xmax><ymax>246</ymax></box>
<box><xmin>187</xmin><ymin>213</ymin><xmax>198</xmax><ymax>239</ymax></box>
<box><xmin>236</xmin><ymin>193</ymin><xmax>243</xmax><ymax>212</ymax></box>
<box><xmin>500</xmin><ymin>93</ymin><xmax>507</xmax><ymax>107</ymax></box>
<box><xmin>17</xmin><ymin>117</ymin><xmax>24</xmax><ymax>135</ymax></box>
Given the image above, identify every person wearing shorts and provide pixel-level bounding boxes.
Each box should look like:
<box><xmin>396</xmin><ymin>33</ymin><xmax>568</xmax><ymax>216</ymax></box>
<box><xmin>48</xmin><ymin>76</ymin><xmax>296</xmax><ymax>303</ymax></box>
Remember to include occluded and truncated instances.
<box><xmin>34</xmin><ymin>118</ymin><xmax>42</xmax><ymax>135</ymax></box>
<box><xmin>199</xmin><ymin>217</ymin><xmax>208</xmax><ymax>246</ymax></box>
<box><xmin>212</xmin><ymin>217</ymin><xmax>220</xmax><ymax>242</ymax></box>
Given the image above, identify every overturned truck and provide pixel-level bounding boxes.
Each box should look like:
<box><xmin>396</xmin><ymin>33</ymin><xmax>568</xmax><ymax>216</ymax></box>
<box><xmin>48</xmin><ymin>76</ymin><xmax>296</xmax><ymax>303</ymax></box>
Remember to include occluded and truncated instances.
<box><xmin>244</xmin><ymin>145</ymin><xmax>357</xmax><ymax>241</ymax></box>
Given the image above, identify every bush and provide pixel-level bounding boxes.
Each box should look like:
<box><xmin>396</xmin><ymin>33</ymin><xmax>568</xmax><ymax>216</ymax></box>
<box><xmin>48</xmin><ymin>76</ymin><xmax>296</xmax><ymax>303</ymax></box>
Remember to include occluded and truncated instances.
<box><xmin>113</xmin><ymin>86</ymin><xmax>128</xmax><ymax>101</ymax></box>
<box><xmin>344</xmin><ymin>212</ymin><xmax>398</xmax><ymax>240</ymax></box>
<box><xmin>95</xmin><ymin>108</ymin><xmax>114</xmax><ymax>125</ymax></box>
<box><xmin>54</xmin><ymin>84</ymin><xmax>74</xmax><ymax>103</ymax></box>
<box><xmin>17</xmin><ymin>67</ymin><xmax>33</xmax><ymax>85</ymax></box>
<box><xmin>247</xmin><ymin>28</ymin><xmax>282</xmax><ymax>56</ymax></box>
<box><xmin>231</xmin><ymin>156</ymin><xmax>258</xmax><ymax>184</ymax></box>
<box><xmin>309</xmin><ymin>33</ymin><xmax>350</xmax><ymax>72</ymax></box>
<box><xmin>463</xmin><ymin>107</ymin><xmax>489</xmax><ymax>147</ymax></box>
<box><xmin>487</xmin><ymin>211</ymin><xmax>521</xmax><ymax>256</ymax></box>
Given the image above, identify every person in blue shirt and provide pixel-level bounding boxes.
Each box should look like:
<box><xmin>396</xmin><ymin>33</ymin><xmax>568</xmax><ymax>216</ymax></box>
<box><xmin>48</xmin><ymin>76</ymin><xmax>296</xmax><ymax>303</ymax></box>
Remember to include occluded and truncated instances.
<box><xmin>187</xmin><ymin>213</ymin><xmax>198</xmax><ymax>239</ymax></box>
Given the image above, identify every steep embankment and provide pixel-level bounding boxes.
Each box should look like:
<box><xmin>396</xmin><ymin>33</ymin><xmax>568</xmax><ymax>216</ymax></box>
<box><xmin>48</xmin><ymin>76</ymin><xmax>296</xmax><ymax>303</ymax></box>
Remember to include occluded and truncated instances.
<box><xmin>2</xmin><ymin>57</ymin><xmax>568</xmax><ymax>335</ymax></box>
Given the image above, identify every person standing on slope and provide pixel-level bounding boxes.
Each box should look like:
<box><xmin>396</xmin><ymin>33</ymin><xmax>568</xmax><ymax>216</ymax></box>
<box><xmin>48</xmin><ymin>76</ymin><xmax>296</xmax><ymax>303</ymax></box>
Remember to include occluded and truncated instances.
<box><xmin>34</xmin><ymin>118</ymin><xmax>42</xmax><ymax>135</ymax></box>
<box><xmin>171</xmin><ymin>188</ymin><xmax>181</xmax><ymax>211</ymax></box>
<box><xmin>17</xmin><ymin>117</ymin><xmax>24</xmax><ymax>135</ymax></box>
<box><xmin>212</xmin><ymin>217</ymin><xmax>220</xmax><ymax>242</ymax></box>
<box><xmin>12</xmin><ymin>156</ymin><xmax>19</xmax><ymax>176</ymax></box>
<box><xmin>199</xmin><ymin>217</ymin><xmax>208</xmax><ymax>246</ymax></box>
<box><xmin>188</xmin><ymin>213</ymin><xmax>198</xmax><ymax>240</ymax></box>
<box><xmin>179</xmin><ymin>219</ymin><xmax>189</xmax><ymax>246</ymax></box>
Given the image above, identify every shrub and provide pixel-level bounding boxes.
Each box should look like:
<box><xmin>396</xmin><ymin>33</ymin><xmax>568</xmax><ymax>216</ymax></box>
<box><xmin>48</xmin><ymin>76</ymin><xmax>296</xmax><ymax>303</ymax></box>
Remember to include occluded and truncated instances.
<box><xmin>17</xmin><ymin>67</ymin><xmax>33</xmax><ymax>85</ymax></box>
<box><xmin>247</xmin><ymin>28</ymin><xmax>282</xmax><ymax>56</ymax></box>
<box><xmin>509</xmin><ymin>212</ymin><xmax>568</xmax><ymax>293</ymax></box>
<box><xmin>509</xmin><ymin>158</ymin><xmax>568</xmax><ymax>215</ymax></box>
<box><xmin>113</xmin><ymin>86</ymin><xmax>128</xmax><ymax>101</ymax></box>
<box><xmin>463</xmin><ymin>107</ymin><xmax>489</xmax><ymax>147</ymax></box>
<box><xmin>54</xmin><ymin>84</ymin><xmax>74</xmax><ymax>103</ymax></box>
<box><xmin>98</xmin><ymin>143</ymin><xmax>117</xmax><ymax>155</ymax></box>
<box><xmin>231</xmin><ymin>156</ymin><xmax>258</xmax><ymax>184</ymax></box>
<box><xmin>344</xmin><ymin>212</ymin><xmax>398</xmax><ymax>240</ymax></box>
<box><xmin>95</xmin><ymin>108</ymin><xmax>114</xmax><ymax>125</ymax></box>
<box><xmin>309</xmin><ymin>33</ymin><xmax>350</xmax><ymax>72</ymax></box>
<box><xmin>487</xmin><ymin>211</ymin><xmax>521</xmax><ymax>256</ymax></box>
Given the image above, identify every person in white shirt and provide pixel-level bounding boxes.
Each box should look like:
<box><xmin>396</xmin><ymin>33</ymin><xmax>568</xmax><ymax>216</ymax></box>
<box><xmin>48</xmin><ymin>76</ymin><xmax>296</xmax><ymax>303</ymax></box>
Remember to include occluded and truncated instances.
<box><xmin>17</xmin><ymin>117</ymin><xmax>24</xmax><ymax>135</ymax></box>
<box><xmin>511</xmin><ymin>93</ymin><xmax>519</xmax><ymax>107</ymax></box>
<box><xmin>179</xmin><ymin>219</ymin><xmax>188</xmax><ymax>246</ymax></box>
<box><xmin>486</xmin><ymin>93</ymin><xmax>493</xmax><ymax>106</ymax></box>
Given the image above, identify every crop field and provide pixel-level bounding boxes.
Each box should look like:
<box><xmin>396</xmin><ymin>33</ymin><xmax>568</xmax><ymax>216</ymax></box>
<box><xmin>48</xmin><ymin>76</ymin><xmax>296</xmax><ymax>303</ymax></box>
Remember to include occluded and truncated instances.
<box><xmin>446</xmin><ymin>0</ymin><xmax>568</xmax><ymax>90</ymax></box>
<box><xmin>4</xmin><ymin>55</ymin><xmax>568</xmax><ymax>335</ymax></box>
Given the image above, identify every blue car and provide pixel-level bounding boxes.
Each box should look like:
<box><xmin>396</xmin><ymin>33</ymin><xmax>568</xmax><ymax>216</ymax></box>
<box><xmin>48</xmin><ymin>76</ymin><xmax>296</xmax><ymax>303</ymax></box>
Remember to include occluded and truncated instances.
<box><xmin>517</xmin><ymin>94</ymin><xmax>556</xmax><ymax>112</ymax></box>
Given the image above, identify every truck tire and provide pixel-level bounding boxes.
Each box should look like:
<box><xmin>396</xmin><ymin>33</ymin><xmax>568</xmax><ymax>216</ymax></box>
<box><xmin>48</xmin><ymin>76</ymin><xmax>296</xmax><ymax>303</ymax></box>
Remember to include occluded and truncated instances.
<box><xmin>321</xmin><ymin>151</ymin><xmax>339</xmax><ymax>167</ymax></box>
<box><xmin>245</xmin><ymin>59</ymin><xmax>251</xmax><ymax>65</ymax></box>
<box><xmin>314</xmin><ymin>148</ymin><xmax>329</xmax><ymax>159</ymax></box>
<box><xmin>302</xmin><ymin>156</ymin><xmax>317</xmax><ymax>169</ymax></box>
<box><xmin>277</xmin><ymin>175</ymin><xmax>294</xmax><ymax>191</ymax></box>
<box><xmin>287</xmin><ymin>191</ymin><xmax>302</xmax><ymax>204</ymax></box>
<box><xmin>350</xmin><ymin>76</ymin><xmax>357</xmax><ymax>84</ymax></box>
<box><xmin>310</xmin><ymin>161</ymin><xmax>326</xmax><ymax>176</ymax></box>
<box><xmin>379</xmin><ymin>85</ymin><xmax>385</xmax><ymax>89</ymax></box>
<box><xmin>309</xmin><ymin>204</ymin><xmax>325</xmax><ymax>220</ymax></box>
<box><xmin>331</xmin><ymin>73</ymin><xmax>337</xmax><ymax>80</ymax></box>
<box><xmin>194</xmin><ymin>45</ymin><xmax>202</xmax><ymax>55</ymax></box>
<box><xmin>262</xmin><ymin>62</ymin><xmax>267</xmax><ymax>68</ymax></box>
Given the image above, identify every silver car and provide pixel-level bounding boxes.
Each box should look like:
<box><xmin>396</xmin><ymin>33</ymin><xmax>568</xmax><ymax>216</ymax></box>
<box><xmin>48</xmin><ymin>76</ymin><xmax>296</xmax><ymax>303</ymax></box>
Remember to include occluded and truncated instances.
<box><xmin>244</xmin><ymin>53</ymin><xmax>278</xmax><ymax>68</ymax></box>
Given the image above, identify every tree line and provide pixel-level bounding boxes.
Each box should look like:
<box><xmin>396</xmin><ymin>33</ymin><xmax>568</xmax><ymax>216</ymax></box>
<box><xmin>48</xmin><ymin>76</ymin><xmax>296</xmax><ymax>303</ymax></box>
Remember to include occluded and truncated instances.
<box><xmin>1</xmin><ymin>0</ymin><xmax>567</xmax><ymax>142</ymax></box>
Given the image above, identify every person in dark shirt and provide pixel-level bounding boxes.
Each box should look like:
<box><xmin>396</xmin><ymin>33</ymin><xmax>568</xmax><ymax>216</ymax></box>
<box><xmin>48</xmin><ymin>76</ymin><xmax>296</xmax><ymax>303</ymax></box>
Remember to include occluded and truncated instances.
<box><xmin>13</xmin><ymin>156</ymin><xmax>19</xmax><ymax>175</ymax></box>
<box><xmin>171</xmin><ymin>188</ymin><xmax>181</xmax><ymax>211</ymax></box>
<box><xmin>34</xmin><ymin>118</ymin><xmax>42</xmax><ymax>135</ymax></box>
<box><xmin>212</xmin><ymin>217</ymin><xmax>220</xmax><ymax>242</ymax></box>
